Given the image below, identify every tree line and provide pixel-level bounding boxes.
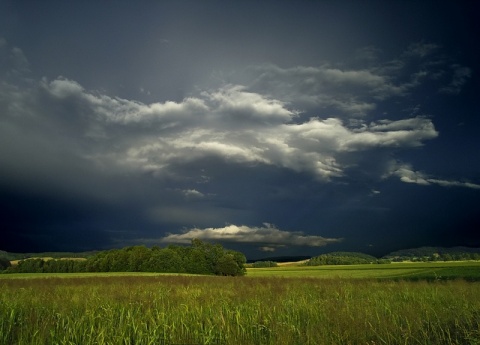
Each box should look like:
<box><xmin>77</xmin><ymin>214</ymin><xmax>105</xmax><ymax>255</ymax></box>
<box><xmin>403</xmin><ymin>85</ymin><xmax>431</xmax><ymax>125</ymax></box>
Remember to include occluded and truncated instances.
<box><xmin>306</xmin><ymin>252</ymin><xmax>391</xmax><ymax>266</ymax></box>
<box><xmin>385</xmin><ymin>246</ymin><xmax>480</xmax><ymax>262</ymax></box>
<box><xmin>250</xmin><ymin>260</ymin><xmax>278</xmax><ymax>268</ymax></box>
<box><xmin>1</xmin><ymin>240</ymin><xmax>246</xmax><ymax>276</ymax></box>
<box><xmin>389</xmin><ymin>252</ymin><xmax>480</xmax><ymax>262</ymax></box>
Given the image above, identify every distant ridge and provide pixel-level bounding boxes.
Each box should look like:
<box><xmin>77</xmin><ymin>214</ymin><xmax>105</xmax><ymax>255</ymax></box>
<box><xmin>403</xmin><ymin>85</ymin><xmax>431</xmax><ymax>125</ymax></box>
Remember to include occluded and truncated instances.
<box><xmin>0</xmin><ymin>250</ymin><xmax>98</xmax><ymax>261</ymax></box>
<box><xmin>247</xmin><ymin>247</ymin><xmax>480</xmax><ymax>263</ymax></box>
<box><xmin>247</xmin><ymin>256</ymin><xmax>311</xmax><ymax>263</ymax></box>
<box><xmin>3</xmin><ymin>246</ymin><xmax>480</xmax><ymax>264</ymax></box>
<box><xmin>384</xmin><ymin>246</ymin><xmax>480</xmax><ymax>259</ymax></box>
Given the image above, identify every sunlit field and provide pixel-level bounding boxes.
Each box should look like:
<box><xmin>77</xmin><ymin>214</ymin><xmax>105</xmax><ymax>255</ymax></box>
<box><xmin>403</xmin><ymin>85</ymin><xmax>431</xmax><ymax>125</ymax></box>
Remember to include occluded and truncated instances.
<box><xmin>246</xmin><ymin>261</ymin><xmax>480</xmax><ymax>280</ymax></box>
<box><xmin>1</xmin><ymin>263</ymin><xmax>480</xmax><ymax>344</ymax></box>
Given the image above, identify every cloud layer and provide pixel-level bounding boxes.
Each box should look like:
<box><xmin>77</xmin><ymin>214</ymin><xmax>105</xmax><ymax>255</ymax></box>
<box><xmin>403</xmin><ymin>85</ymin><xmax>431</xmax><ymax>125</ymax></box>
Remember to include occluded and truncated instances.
<box><xmin>161</xmin><ymin>223</ymin><xmax>342</xmax><ymax>249</ymax></box>
<box><xmin>1</xmin><ymin>38</ymin><xmax>477</xmax><ymax>254</ymax></box>
<box><xmin>0</xmin><ymin>74</ymin><xmax>443</xmax><ymax>186</ymax></box>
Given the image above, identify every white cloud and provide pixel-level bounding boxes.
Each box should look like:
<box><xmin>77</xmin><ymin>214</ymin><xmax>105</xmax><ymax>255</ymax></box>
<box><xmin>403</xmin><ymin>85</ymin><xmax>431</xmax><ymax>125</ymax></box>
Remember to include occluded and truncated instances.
<box><xmin>0</xmin><ymin>75</ymin><xmax>443</xmax><ymax>185</ymax></box>
<box><xmin>343</xmin><ymin>117</ymin><xmax>438</xmax><ymax>150</ymax></box>
<box><xmin>203</xmin><ymin>84</ymin><xmax>295</xmax><ymax>124</ymax></box>
<box><xmin>288</xmin><ymin>116</ymin><xmax>438</xmax><ymax>154</ymax></box>
<box><xmin>1</xmin><ymin>40</ymin><xmax>473</xmax><ymax>198</ymax></box>
<box><xmin>160</xmin><ymin>223</ymin><xmax>342</xmax><ymax>247</ymax></box>
<box><xmin>47</xmin><ymin>77</ymin><xmax>85</xmax><ymax>98</ymax></box>
<box><xmin>258</xmin><ymin>246</ymin><xmax>278</xmax><ymax>252</ymax></box>
<box><xmin>385</xmin><ymin>162</ymin><xmax>480</xmax><ymax>189</ymax></box>
<box><xmin>389</xmin><ymin>164</ymin><xmax>431</xmax><ymax>185</ymax></box>
<box><xmin>426</xmin><ymin>179</ymin><xmax>480</xmax><ymax>190</ymax></box>
<box><xmin>128</xmin><ymin>113</ymin><xmax>437</xmax><ymax>180</ymax></box>
<box><xmin>246</xmin><ymin>64</ymin><xmax>404</xmax><ymax>116</ymax></box>
<box><xmin>181</xmin><ymin>189</ymin><xmax>205</xmax><ymax>199</ymax></box>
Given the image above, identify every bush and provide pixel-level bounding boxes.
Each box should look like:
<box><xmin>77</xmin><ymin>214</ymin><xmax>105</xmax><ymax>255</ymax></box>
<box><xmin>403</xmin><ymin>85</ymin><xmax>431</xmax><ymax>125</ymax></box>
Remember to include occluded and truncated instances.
<box><xmin>252</xmin><ymin>261</ymin><xmax>278</xmax><ymax>268</ymax></box>
<box><xmin>0</xmin><ymin>257</ymin><xmax>11</xmax><ymax>271</ymax></box>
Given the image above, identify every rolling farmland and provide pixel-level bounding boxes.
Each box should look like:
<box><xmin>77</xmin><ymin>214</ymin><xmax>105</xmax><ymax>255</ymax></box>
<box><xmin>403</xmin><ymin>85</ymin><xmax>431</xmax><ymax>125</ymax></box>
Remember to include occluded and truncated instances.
<box><xmin>1</xmin><ymin>262</ymin><xmax>480</xmax><ymax>344</ymax></box>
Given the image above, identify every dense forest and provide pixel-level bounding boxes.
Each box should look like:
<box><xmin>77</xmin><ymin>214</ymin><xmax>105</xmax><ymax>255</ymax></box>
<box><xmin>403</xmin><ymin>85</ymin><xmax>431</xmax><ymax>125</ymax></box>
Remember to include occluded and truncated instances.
<box><xmin>1</xmin><ymin>240</ymin><xmax>246</xmax><ymax>276</ymax></box>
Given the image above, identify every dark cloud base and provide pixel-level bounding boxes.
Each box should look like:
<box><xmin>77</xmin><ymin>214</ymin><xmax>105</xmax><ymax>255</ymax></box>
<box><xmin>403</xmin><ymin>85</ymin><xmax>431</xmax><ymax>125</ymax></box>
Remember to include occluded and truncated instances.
<box><xmin>2</xmin><ymin>172</ymin><xmax>479</xmax><ymax>258</ymax></box>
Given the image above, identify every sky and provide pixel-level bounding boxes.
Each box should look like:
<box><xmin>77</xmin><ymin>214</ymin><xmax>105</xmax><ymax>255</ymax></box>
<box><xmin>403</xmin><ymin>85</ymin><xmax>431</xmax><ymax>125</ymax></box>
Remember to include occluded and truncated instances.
<box><xmin>1</xmin><ymin>1</ymin><xmax>479</xmax><ymax>258</ymax></box>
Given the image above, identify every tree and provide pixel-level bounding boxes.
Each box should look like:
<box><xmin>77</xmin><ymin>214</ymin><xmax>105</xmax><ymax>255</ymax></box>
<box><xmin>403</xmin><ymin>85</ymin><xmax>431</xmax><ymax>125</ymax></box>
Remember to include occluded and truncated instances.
<box><xmin>128</xmin><ymin>246</ymin><xmax>150</xmax><ymax>272</ymax></box>
<box><xmin>0</xmin><ymin>257</ymin><xmax>11</xmax><ymax>271</ymax></box>
<box><xmin>146</xmin><ymin>248</ymin><xmax>184</xmax><ymax>273</ymax></box>
<box><xmin>109</xmin><ymin>249</ymin><xmax>130</xmax><ymax>272</ymax></box>
<box><xmin>16</xmin><ymin>258</ymin><xmax>45</xmax><ymax>273</ymax></box>
<box><xmin>185</xmin><ymin>247</ymin><xmax>211</xmax><ymax>274</ymax></box>
<box><xmin>442</xmin><ymin>253</ymin><xmax>453</xmax><ymax>262</ymax></box>
<box><xmin>214</xmin><ymin>253</ymin><xmax>246</xmax><ymax>276</ymax></box>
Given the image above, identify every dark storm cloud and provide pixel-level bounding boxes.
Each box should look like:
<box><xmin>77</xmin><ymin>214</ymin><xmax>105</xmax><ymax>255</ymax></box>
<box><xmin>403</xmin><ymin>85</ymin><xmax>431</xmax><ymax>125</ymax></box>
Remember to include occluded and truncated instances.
<box><xmin>0</xmin><ymin>67</ymin><xmax>445</xmax><ymax>188</ymax></box>
<box><xmin>243</xmin><ymin>43</ymin><xmax>470</xmax><ymax>118</ymax></box>
<box><xmin>440</xmin><ymin>65</ymin><xmax>473</xmax><ymax>95</ymax></box>
<box><xmin>0</xmin><ymin>1</ymin><xmax>479</xmax><ymax>256</ymax></box>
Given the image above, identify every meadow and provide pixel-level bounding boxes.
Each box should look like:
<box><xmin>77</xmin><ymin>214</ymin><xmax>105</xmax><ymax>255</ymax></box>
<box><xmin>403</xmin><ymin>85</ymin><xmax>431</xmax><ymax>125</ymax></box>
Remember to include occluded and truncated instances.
<box><xmin>1</xmin><ymin>262</ymin><xmax>480</xmax><ymax>344</ymax></box>
<box><xmin>246</xmin><ymin>261</ymin><xmax>480</xmax><ymax>280</ymax></box>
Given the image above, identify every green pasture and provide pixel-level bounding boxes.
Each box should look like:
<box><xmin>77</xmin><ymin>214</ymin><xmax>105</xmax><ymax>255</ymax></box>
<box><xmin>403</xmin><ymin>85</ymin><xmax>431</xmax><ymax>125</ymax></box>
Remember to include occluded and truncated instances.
<box><xmin>246</xmin><ymin>261</ymin><xmax>480</xmax><ymax>280</ymax></box>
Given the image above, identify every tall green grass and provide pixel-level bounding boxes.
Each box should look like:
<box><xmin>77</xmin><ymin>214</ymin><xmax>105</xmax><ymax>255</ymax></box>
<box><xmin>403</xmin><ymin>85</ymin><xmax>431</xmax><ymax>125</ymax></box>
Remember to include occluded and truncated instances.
<box><xmin>1</xmin><ymin>275</ymin><xmax>479</xmax><ymax>344</ymax></box>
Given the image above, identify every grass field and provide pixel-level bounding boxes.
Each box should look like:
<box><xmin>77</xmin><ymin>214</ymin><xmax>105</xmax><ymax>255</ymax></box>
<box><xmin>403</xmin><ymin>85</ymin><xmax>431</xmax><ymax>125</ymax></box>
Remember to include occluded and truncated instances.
<box><xmin>1</xmin><ymin>262</ymin><xmax>480</xmax><ymax>344</ymax></box>
<box><xmin>246</xmin><ymin>261</ymin><xmax>480</xmax><ymax>280</ymax></box>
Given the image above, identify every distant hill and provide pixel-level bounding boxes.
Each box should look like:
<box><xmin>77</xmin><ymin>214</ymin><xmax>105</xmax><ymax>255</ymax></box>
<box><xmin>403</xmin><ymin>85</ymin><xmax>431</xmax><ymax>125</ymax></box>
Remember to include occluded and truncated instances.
<box><xmin>0</xmin><ymin>250</ymin><xmax>98</xmax><ymax>261</ymax></box>
<box><xmin>3</xmin><ymin>246</ymin><xmax>480</xmax><ymax>266</ymax></box>
<box><xmin>384</xmin><ymin>246</ymin><xmax>480</xmax><ymax>262</ymax></box>
<box><xmin>247</xmin><ymin>256</ymin><xmax>311</xmax><ymax>263</ymax></box>
<box><xmin>321</xmin><ymin>251</ymin><xmax>378</xmax><ymax>260</ymax></box>
<box><xmin>306</xmin><ymin>251</ymin><xmax>385</xmax><ymax>266</ymax></box>
<box><xmin>253</xmin><ymin>247</ymin><xmax>480</xmax><ymax>266</ymax></box>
